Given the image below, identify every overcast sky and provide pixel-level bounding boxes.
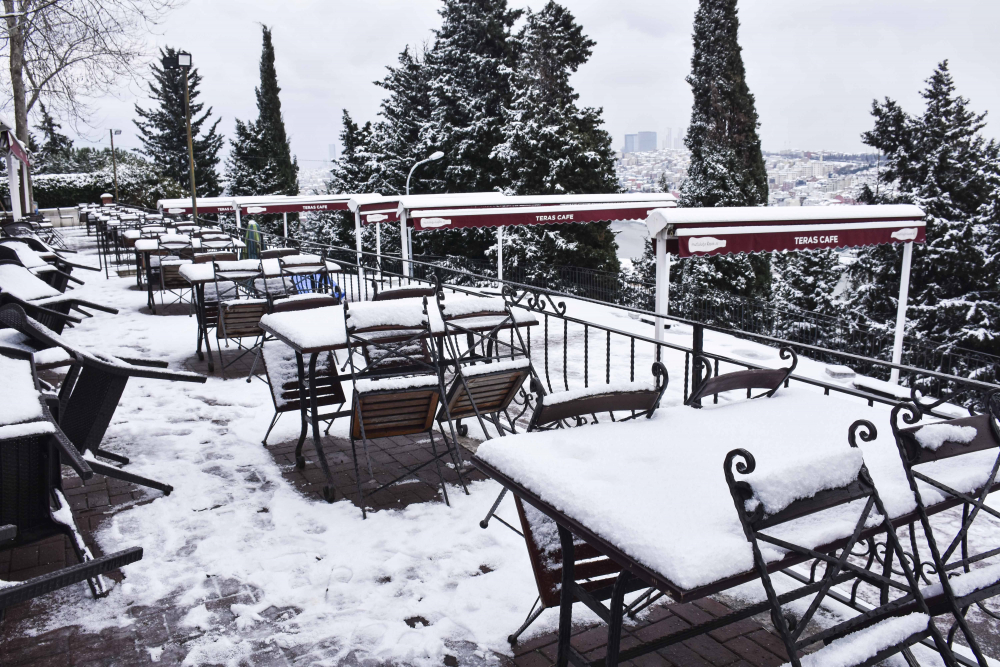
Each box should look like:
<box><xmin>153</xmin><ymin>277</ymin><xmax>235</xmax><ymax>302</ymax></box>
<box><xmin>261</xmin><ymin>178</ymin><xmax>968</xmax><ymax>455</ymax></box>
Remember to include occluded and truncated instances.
<box><xmin>68</xmin><ymin>0</ymin><xmax>1000</xmax><ymax>166</ymax></box>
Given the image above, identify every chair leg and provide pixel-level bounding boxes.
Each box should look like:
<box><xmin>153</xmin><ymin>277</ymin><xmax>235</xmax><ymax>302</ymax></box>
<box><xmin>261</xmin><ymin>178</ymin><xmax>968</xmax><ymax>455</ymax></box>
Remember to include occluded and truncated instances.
<box><xmin>509</xmin><ymin>597</ymin><xmax>546</xmax><ymax>645</ymax></box>
<box><xmin>349</xmin><ymin>436</ymin><xmax>367</xmax><ymax>520</ymax></box>
<box><xmin>480</xmin><ymin>488</ymin><xmax>508</xmax><ymax>529</ymax></box>
<box><xmin>428</xmin><ymin>429</ymin><xmax>450</xmax><ymax>507</ymax></box>
<box><xmin>439</xmin><ymin>425</ymin><xmax>470</xmax><ymax>496</ymax></box>
<box><xmin>262</xmin><ymin>412</ymin><xmax>280</xmax><ymax>446</ymax></box>
<box><xmin>55</xmin><ymin>522</ymin><xmax>108</xmax><ymax>599</ymax></box>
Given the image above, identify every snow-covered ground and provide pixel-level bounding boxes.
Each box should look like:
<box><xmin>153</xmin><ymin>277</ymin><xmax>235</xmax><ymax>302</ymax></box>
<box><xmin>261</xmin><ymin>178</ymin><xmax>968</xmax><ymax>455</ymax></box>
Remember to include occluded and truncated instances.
<box><xmin>18</xmin><ymin>228</ymin><xmax>1000</xmax><ymax>666</ymax></box>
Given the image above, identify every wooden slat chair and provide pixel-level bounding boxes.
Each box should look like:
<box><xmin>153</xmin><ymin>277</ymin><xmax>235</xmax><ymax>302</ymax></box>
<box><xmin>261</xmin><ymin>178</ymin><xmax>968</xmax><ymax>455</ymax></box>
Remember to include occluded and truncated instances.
<box><xmin>0</xmin><ymin>345</ymin><xmax>143</xmax><ymax>604</ymax></box>
<box><xmin>372</xmin><ymin>283</ymin><xmax>437</xmax><ymax>301</ymax></box>
<box><xmin>0</xmin><ymin>304</ymin><xmax>206</xmax><ymax>496</ymax></box>
<box><xmin>213</xmin><ymin>257</ymin><xmax>268</xmax><ymax>378</ymax></box>
<box><xmin>498</xmin><ymin>362</ymin><xmax>669</xmax><ymax>644</ymax></box>
<box><xmin>890</xmin><ymin>400</ymin><xmax>1000</xmax><ymax>666</ymax></box>
<box><xmin>686</xmin><ymin>346</ymin><xmax>797</xmax><ymax>407</ymax></box>
<box><xmin>0</xmin><ymin>261</ymin><xmax>117</xmax><ymax>334</ymax></box>
<box><xmin>260</xmin><ymin>295</ymin><xmax>346</xmax><ymax>445</ymax></box>
<box><xmin>724</xmin><ymin>424</ymin><xmax>953</xmax><ymax>667</ymax></box>
<box><xmin>276</xmin><ymin>253</ymin><xmax>341</xmax><ymax>299</ymax></box>
<box><xmin>343</xmin><ymin>297</ymin><xmax>469</xmax><ymax>518</ymax></box>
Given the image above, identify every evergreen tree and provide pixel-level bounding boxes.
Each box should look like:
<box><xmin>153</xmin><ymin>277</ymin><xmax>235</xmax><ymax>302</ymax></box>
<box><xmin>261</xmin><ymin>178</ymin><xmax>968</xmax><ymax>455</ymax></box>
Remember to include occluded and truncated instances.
<box><xmin>852</xmin><ymin>61</ymin><xmax>1000</xmax><ymax>357</ymax></box>
<box><xmin>493</xmin><ymin>1</ymin><xmax>621</xmax><ymax>277</ymax></box>
<box><xmin>677</xmin><ymin>0</ymin><xmax>770</xmax><ymax>303</ymax></box>
<box><xmin>33</xmin><ymin>103</ymin><xmax>75</xmax><ymax>174</ymax></box>
<box><xmin>771</xmin><ymin>249</ymin><xmax>844</xmax><ymax>342</ymax></box>
<box><xmin>134</xmin><ymin>47</ymin><xmax>223</xmax><ymax>197</ymax></box>
<box><xmin>226</xmin><ymin>26</ymin><xmax>299</xmax><ymax>234</ymax></box>
<box><xmin>318</xmin><ymin>110</ymin><xmax>380</xmax><ymax>249</ymax></box>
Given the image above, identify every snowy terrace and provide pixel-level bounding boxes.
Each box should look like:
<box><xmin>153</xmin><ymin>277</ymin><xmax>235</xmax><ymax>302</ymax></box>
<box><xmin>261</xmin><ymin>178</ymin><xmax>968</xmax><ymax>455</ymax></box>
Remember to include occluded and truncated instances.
<box><xmin>3</xmin><ymin>225</ymin><xmax>1000</xmax><ymax>666</ymax></box>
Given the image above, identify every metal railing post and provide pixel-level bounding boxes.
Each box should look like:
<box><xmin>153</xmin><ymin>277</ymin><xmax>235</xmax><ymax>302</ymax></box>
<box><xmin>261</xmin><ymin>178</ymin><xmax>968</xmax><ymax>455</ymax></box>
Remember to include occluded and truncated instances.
<box><xmin>691</xmin><ymin>323</ymin><xmax>704</xmax><ymax>408</ymax></box>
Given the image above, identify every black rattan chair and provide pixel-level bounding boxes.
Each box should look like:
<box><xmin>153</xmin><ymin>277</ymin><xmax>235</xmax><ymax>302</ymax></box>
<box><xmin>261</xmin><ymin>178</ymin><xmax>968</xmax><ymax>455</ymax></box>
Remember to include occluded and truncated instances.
<box><xmin>0</xmin><ymin>261</ymin><xmax>117</xmax><ymax>334</ymax></box>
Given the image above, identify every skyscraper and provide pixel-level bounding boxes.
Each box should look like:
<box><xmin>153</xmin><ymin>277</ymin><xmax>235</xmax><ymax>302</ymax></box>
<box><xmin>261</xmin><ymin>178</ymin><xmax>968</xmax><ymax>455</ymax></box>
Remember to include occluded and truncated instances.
<box><xmin>664</xmin><ymin>128</ymin><xmax>673</xmax><ymax>150</ymax></box>
<box><xmin>624</xmin><ymin>134</ymin><xmax>638</xmax><ymax>154</ymax></box>
<box><xmin>328</xmin><ymin>143</ymin><xmax>338</xmax><ymax>160</ymax></box>
<box><xmin>638</xmin><ymin>131</ymin><xmax>657</xmax><ymax>152</ymax></box>
<box><xmin>674</xmin><ymin>128</ymin><xmax>685</xmax><ymax>149</ymax></box>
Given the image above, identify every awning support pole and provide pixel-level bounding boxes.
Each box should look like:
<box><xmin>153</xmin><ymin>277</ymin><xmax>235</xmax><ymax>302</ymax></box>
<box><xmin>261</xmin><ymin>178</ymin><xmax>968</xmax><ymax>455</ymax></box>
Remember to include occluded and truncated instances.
<box><xmin>890</xmin><ymin>241</ymin><xmax>913</xmax><ymax>384</ymax></box>
<box><xmin>283</xmin><ymin>212</ymin><xmax>288</xmax><ymax>238</ymax></box>
<box><xmin>654</xmin><ymin>235</ymin><xmax>669</xmax><ymax>342</ymax></box>
<box><xmin>20</xmin><ymin>159</ymin><xmax>31</xmax><ymax>214</ymax></box>
<box><xmin>497</xmin><ymin>226</ymin><xmax>504</xmax><ymax>283</ymax></box>
<box><xmin>234</xmin><ymin>202</ymin><xmax>242</xmax><ymax>232</ymax></box>
<box><xmin>6</xmin><ymin>155</ymin><xmax>22</xmax><ymax>221</ymax></box>
<box><xmin>400</xmin><ymin>212</ymin><xmax>411</xmax><ymax>280</ymax></box>
<box><xmin>354</xmin><ymin>209</ymin><xmax>364</xmax><ymax>290</ymax></box>
<box><xmin>376</xmin><ymin>223</ymin><xmax>382</xmax><ymax>272</ymax></box>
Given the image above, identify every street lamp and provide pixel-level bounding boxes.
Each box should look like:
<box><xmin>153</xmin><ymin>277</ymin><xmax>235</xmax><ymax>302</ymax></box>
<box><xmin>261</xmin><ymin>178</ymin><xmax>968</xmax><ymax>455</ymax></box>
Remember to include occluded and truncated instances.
<box><xmin>406</xmin><ymin>151</ymin><xmax>444</xmax><ymax>196</ymax></box>
<box><xmin>402</xmin><ymin>151</ymin><xmax>444</xmax><ymax>277</ymax></box>
<box><xmin>162</xmin><ymin>51</ymin><xmax>198</xmax><ymax>221</ymax></box>
<box><xmin>108</xmin><ymin>129</ymin><xmax>121</xmax><ymax>203</ymax></box>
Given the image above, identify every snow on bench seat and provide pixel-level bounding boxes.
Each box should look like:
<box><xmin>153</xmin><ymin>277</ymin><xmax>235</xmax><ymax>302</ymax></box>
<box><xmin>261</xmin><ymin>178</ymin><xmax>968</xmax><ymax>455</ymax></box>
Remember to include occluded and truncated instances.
<box><xmin>782</xmin><ymin>612</ymin><xmax>928</xmax><ymax>667</ymax></box>
<box><xmin>2</xmin><ymin>241</ymin><xmax>49</xmax><ymax>269</ymax></box>
<box><xmin>0</xmin><ymin>420</ymin><xmax>55</xmax><ymax>441</ymax></box>
<box><xmin>0</xmin><ymin>354</ymin><xmax>44</xmax><ymax>426</ymax></box>
<box><xmin>922</xmin><ymin>562</ymin><xmax>1000</xmax><ymax>600</ymax></box>
<box><xmin>474</xmin><ymin>387</ymin><xmax>969</xmax><ymax>592</ymax></box>
<box><xmin>744</xmin><ymin>448</ymin><xmax>865</xmax><ymax>516</ymax></box>
<box><xmin>355</xmin><ymin>374</ymin><xmax>439</xmax><ymax>394</ymax></box>
<box><xmin>0</xmin><ymin>264</ymin><xmax>62</xmax><ymax>300</ymax></box>
<box><xmin>543</xmin><ymin>379</ymin><xmax>655</xmax><ymax>406</ymax></box>
<box><xmin>461</xmin><ymin>358</ymin><xmax>531</xmax><ymax>378</ymax></box>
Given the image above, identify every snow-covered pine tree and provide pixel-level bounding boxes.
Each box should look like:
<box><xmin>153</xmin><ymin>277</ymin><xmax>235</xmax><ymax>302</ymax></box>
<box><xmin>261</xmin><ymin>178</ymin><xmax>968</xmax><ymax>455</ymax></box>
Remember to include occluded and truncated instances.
<box><xmin>317</xmin><ymin>110</ymin><xmax>381</xmax><ymax>250</ymax></box>
<box><xmin>677</xmin><ymin>0</ymin><xmax>770</xmax><ymax>305</ymax></box>
<box><xmin>771</xmin><ymin>249</ymin><xmax>844</xmax><ymax>343</ymax></box>
<box><xmin>225</xmin><ymin>26</ymin><xmax>299</xmax><ymax>234</ymax></box>
<box><xmin>852</xmin><ymin>61</ymin><xmax>1000</xmax><ymax>358</ymax></box>
<box><xmin>33</xmin><ymin>103</ymin><xmax>76</xmax><ymax>174</ymax></box>
<box><xmin>134</xmin><ymin>47</ymin><xmax>223</xmax><ymax>197</ymax></box>
<box><xmin>493</xmin><ymin>1</ymin><xmax>620</xmax><ymax>280</ymax></box>
<box><xmin>412</xmin><ymin>0</ymin><xmax>520</xmax><ymax>260</ymax></box>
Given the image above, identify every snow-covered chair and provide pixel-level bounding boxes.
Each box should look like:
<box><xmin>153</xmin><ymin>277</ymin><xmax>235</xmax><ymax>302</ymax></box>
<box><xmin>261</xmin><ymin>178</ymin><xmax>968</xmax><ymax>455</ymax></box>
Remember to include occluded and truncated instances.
<box><xmin>686</xmin><ymin>346</ymin><xmax>797</xmax><ymax>407</ymax></box>
<box><xmin>0</xmin><ymin>345</ymin><xmax>143</xmax><ymax>605</ymax></box>
<box><xmin>372</xmin><ymin>282</ymin><xmax>437</xmax><ymax>302</ymax></box>
<box><xmin>211</xmin><ymin>258</ymin><xmax>268</xmax><ymax>378</ymax></box>
<box><xmin>0</xmin><ymin>238</ymin><xmax>97</xmax><ymax>293</ymax></box>
<box><xmin>343</xmin><ymin>297</ymin><xmax>469</xmax><ymax>517</ymax></box>
<box><xmin>0</xmin><ymin>261</ymin><xmax>117</xmax><ymax>334</ymax></box>
<box><xmin>890</xmin><ymin>400</ymin><xmax>1000</xmax><ymax>666</ymax></box>
<box><xmin>724</xmin><ymin>422</ymin><xmax>953</xmax><ymax>667</ymax></box>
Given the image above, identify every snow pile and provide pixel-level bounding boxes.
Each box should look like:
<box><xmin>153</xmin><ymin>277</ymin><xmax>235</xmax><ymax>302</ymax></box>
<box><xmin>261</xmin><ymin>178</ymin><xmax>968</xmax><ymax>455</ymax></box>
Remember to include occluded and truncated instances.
<box><xmin>347</xmin><ymin>300</ymin><xmax>428</xmax><ymax>331</ymax></box>
<box><xmin>743</xmin><ymin>448</ymin><xmax>864</xmax><ymax>516</ymax></box>
<box><xmin>461</xmin><ymin>358</ymin><xmax>531</xmax><ymax>378</ymax></box>
<box><xmin>2</xmin><ymin>242</ymin><xmax>49</xmax><ymax>269</ymax></box>
<box><xmin>786</xmin><ymin>612</ymin><xmax>927</xmax><ymax>667</ymax></box>
<box><xmin>543</xmin><ymin>380</ymin><xmax>656</xmax><ymax>406</ymax></box>
<box><xmin>0</xmin><ymin>264</ymin><xmax>61</xmax><ymax>300</ymax></box>
<box><xmin>921</xmin><ymin>562</ymin><xmax>1000</xmax><ymax>599</ymax></box>
<box><xmin>355</xmin><ymin>374</ymin><xmax>439</xmax><ymax>394</ymax></box>
<box><xmin>914</xmin><ymin>423</ymin><xmax>977</xmax><ymax>451</ymax></box>
<box><xmin>0</xmin><ymin>354</ymin><xmax>44</xmax><ymax>425</ymax></box>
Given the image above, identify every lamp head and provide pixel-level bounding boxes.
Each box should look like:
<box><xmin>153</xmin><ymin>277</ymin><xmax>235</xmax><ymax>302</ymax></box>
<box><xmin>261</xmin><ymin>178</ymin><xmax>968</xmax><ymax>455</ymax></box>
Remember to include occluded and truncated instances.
<box><xmin>161</xmin><ymin>55</ymin><xmax>179</xmax><ymax>70</ymax></box>
<box><xmin>177</xmin><ymin>52</ymin><xmax>192</xmax><ymax>68</ymax></box>
<box><xmin>429</xmin><ymin>151</ymin><xmax>444</xmax><ymax>161</ymax></box>
<box><xmin>113</xmin><ymin>130</ymin><xmax>122</xmax><ymax>136</ymax></box>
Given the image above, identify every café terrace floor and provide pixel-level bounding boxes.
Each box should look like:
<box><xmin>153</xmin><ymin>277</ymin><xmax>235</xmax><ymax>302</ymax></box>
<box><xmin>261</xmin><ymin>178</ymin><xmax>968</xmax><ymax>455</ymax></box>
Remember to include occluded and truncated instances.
<box><xmin>0</xmin><ymin>229</ymin><xmax>996</xmax><ymax>666</ymax></box>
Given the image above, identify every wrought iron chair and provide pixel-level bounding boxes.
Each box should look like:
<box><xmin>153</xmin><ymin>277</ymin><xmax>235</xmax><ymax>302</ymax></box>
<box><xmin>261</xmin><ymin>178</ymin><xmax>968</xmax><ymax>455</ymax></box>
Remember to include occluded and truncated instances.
<box><xmin>686</xmin><ymin>346</ymin><xmax>797</xmax><ymax>407</ymax></box>
<box><xmin>0</xmin><ymin>345</ymin><xmax>143</xmax><ymax>606</ymax></box>
<box><xmin>724</xmin><ymin>422</ymin><xmax>954</xmax><ymax>667</ymax></box>
<box><xmin>372</xmin><ymin>283</ymin><xmax>437</xmax><ymax>301</ymax></box>
<box><xmin>211</xmin><ymin>259</ymin><xmax>268</xmax><ymax>378</ymax></box>
<box><xmin>276</xmin><ymin>252</ymin><xmax>340</xmax><ymax>298</ymax></box>
<box><xmin>496</xmin><ymin>362</ymin><xmax>668</xmax><ymax>644</ymax></box>
<box><xmin>343</xmin><ymin>297</ymin><xmax>469</xmax><ymax>517</ymax></box>
<box><xmin>0</xmin><ymin>304</ymin><xmax>206</xmax><ymax>495</ymax></box>
<box><xmin>890</xmin><ymin>399</ymin><xmax>1000</xmax><ymax>666</ymax></box>
<box><xmin>260</xmin><ymin>295</ymin><xmax>346</xmax><ymax>443</ymax></box>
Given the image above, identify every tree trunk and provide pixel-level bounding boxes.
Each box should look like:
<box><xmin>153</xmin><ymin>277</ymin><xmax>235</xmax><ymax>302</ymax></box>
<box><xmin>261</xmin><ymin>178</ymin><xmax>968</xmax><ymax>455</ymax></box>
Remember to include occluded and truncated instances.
<box><xmin>4</xmin><ymin>1</ymin><xmax>28</xmax><ymax>144</ymax></box>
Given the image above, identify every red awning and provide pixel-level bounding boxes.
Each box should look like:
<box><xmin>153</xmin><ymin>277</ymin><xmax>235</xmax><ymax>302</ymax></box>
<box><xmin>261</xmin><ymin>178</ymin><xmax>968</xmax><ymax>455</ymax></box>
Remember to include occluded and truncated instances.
<box><xmin>3</xmin><ymin>130</ymin><xmax>31</xmax><ymax>168</ymax></box>
<box><xmin>393</xmin><ymin>193</ymin><xmax>678</xmax><ymax>230</ymax></box>
<box><xmin>158</xmin><ymin>194</ymin><xmax>354</xmax><ymax>215</ymax></box>
<box><xmin>158</xmin><ymin>196</ymin><xmax>240</xmax><ymax>214</ymax></box>
<box><xmin>646</xmin><ymin>204</ymin><xmax>925</xmax><ymax>257</ymax></box>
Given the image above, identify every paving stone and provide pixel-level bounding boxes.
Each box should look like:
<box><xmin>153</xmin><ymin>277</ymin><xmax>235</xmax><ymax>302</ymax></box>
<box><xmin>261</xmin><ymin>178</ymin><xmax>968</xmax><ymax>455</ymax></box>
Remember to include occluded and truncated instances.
<box><xmin>723</xmin><ymin>636</ymin><xmax>783</xmax><ymax>667</ymax></box>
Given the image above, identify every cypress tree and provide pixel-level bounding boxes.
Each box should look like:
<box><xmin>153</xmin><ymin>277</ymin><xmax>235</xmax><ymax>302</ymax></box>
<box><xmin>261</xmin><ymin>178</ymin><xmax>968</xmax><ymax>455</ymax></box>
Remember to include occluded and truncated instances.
<box><xmin>678</xmin><ymin>0</ymin><xmax>770</xmax><ymax>303</ymax></box>
<box><xmin>495</xmin><ymin>1</ymin><xmax>620</xmax><ymax>277</ymax></box>
<box><xmin>226</xmin><ymin>26</ymin><xmax>299</xmax><ymax>233</ymax></box>
<box><xmin>33</xmin><ymin>103</ymin><xmax>75</xmax><ymax>174</ymax></box>
<box><xmin>852</xmin><ymin>61</ymin><xmax>1000</xmax><ymax>358</ymax></box>
<box><xmin>134</xmin><ymin>47</ymin><xmax>224</xmax><ymax>197</ymax></box>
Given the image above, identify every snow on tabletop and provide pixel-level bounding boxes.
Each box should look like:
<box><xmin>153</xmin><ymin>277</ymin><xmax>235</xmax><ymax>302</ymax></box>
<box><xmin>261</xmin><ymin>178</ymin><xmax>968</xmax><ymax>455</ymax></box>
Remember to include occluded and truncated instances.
<box><xmin>259</xmin><ymin>304</ymin><xmax>347</xmax><ymax>350</ymax></box>
<box><xmin>441</xmin><ymin>295</ymin><xmax>508</xmax><ymax>318</ymax></box>
<box><xmin>461</xmin><ymin>358</ymin><xmax>530</xmax><ymax>378</ymax></box>
<box><xmin>347</xmin><ymin>299</ymin><xmax>429</xmax><ymax>331</ymax></box>
<box><xmin>3</xmin><ymin>241</ymin><xmax>49</xmax><ymax>268</ymax></box>
<box><xmin>0</xmin><ymin>419</ymin><xmax>56</xmax><ymax>441</ymax></box>
<box><xmin>922</xmin><ymin>562</ymin><xmax>1000</xmax><ymax>599</ymax></box>
<box><xmin>0</xmin><ymin>354</ymin><xmax>43</xmax><ymax>426</ymax></box>
<box><xmin>784</xmin><ymin>612</ymin><xmax>928</xmax><ymax>667</ymax></box>
<box><xmin>914</xmin><ymin>423</ymin><xmax>977</xmax><ymax>450</ymax></box>
<box><xmin>0</xmin><ymin>264</ymin><xmax>61</xmax><ymax>300</ymax></box>
<box><xmin>355</xmin><ymin>374</ymin><xmax>439</xmax><ymax>394</ymax></box>
<box><xmin>743</xmin><ymin>448</ymin><xmax>864</xmax><ymax>516</ymax></box>
<box><xmin>544</xmin><ymin>380</ymin><xmax>655</xmax><ymax>406</ymax></box>
<box><xmin>476</xmin><ymin>387</ymin><xmax>933</xmax><ymax>590</ymax></box>
<box><xmin>177</xmin><ymin>264</ymin><xmax>214</xmax><ymax>283</ymax></box>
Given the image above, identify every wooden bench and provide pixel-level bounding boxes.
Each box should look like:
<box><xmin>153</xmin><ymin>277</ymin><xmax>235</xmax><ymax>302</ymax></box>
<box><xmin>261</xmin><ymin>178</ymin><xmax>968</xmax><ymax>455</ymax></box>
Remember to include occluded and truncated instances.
<box><xmin>686</xmin><ymin>346</ymin><xmax>797</xmax><ymax>407</ymax></box>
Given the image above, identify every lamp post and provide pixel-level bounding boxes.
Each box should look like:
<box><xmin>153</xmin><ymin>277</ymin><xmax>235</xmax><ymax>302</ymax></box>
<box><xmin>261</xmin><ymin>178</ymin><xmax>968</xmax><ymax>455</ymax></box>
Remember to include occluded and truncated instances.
<box><xmin>403</xmin><ymin>151</ymin><xmax>444</xmax><ymax>276</ymax></box>
<box><xmin>108</xmin><ymin>129</ymin><xmax>121</xmax><ymax>203</ymax></box>
<box><xmin>162</xmin><ymin>51</ymin><xmax>198</xmax><ymax>221</ymax></box>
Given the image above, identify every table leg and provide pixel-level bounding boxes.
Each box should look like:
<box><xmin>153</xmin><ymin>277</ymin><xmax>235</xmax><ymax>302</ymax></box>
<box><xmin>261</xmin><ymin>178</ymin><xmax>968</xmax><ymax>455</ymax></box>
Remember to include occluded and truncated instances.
<box><xmin>307</xmin><ymin>351</ymin><xmax>337</xmax><ymax>503</ymax></box>
<box><xmin>605</xmin><ymin>571</ymin><xmax>633</xmax><ymax>667</ymax></box>
<box><xmin>134</xmin><ymin>250</ymin><xmax>141</xmax><ymax>288</ymax></box>
<box><xmin>145</xmin><ymin>253</ymin><xmax>156</xmax><ymax>314</ymax></box>
<box><xmin>557</xmin><ymin>524</ymin><xmax>576</xmax><ymax>667</ymax></box>
<box><xmin>294</xmin><ymin>352</ymin><xmax>310</xmax><ymax>468</ymax></box>
<box><xmin>194</xmin><ymin>284</ymin><xmax>205</xmax><ymax>362</ymax></box>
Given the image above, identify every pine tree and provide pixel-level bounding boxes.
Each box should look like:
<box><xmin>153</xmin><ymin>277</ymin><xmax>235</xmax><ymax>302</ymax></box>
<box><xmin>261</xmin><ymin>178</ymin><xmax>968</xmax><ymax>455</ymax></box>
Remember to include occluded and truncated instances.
<box><xmin>852</xmin><ymin>61</ymin><xmax>1000</xmax><ymax>358</ymax></box>
<box><xmin>771</xmin><ymin>249</ymin><xmax>844</xmax><ymax>342</ymax></box>
<box><xmin>134</xmin><ymin>47</ymin><xmax>223</xmax><ymax>197</ymax></box>
<box><xmin>677</xmin><ymin>0</ymin><xmax>770</xmax><ymax>304</ymax></box>
<box><xmin>494</xmin><ymin>2</ymin><xmax>620</xmax><ymax>278</ymax></box>
<box><xmin>33</xmin><ymin>103</ymin><xmax>75</xmax><ymax>174</ymax></box>
<box><xmin>225</xmin><ymin>26</ymin><xmax>299</xmax><ymax>234</ymax></box>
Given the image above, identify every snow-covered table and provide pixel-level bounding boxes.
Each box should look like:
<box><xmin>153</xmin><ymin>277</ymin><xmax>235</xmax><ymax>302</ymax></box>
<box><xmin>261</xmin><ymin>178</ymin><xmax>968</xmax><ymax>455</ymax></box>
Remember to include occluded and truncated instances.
<box><xmin>472</xmin><ymin>386</ymin><xmax>995</xmax><ymax>665</ymax></box>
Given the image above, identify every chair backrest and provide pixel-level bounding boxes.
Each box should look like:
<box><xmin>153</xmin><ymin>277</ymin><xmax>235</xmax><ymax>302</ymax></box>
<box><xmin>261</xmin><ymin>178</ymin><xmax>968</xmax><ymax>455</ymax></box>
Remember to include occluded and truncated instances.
<box><xmin>269</xmin><ymin>294</ymin><xmax>339</xmax><ymax>313</ymax></box>
<box><xmin>686</xmin><ymin>347</ymin><xmax>797</xmax><ymax>407</ymax></box>
<box><xmin>373</xmin><ymin>283</ymin><xmax>437</xmax><ymax>301</ymax></box>
<box><xmin>527</xmin><ymin>362</ymin><xmax>668</xmax><ymax>430</ymax></box>
<box><xmin>193</xmin><ymin>251</ymin><xmax>237</xmax><ymax>264</ymax></box>
<box><xmin>277</xmin><ymin>253</ymin><xmax>336</xmax><ymax>297</ymax></box>
<box><xmin>344</xmin><ymin>298</ymin><xmax>435</xmax><ymax>376</ymax></box>
<box><xmin>262</xmin><ymin>343</ymin><xmax>346</xmax><ymax>414</ymax></box>
<box><xmin>261</xmin><ymin>247</ymin><xmax>297</xmax><ymax>259</ymax></box>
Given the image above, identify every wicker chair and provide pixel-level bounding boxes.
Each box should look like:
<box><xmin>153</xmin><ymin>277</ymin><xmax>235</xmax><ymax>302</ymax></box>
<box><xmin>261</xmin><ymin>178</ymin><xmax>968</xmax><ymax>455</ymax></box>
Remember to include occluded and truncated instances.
<box><xmin>0</xmin><ymin>261</ymin><xmax>117</xmax><ymax>334</ymax></box>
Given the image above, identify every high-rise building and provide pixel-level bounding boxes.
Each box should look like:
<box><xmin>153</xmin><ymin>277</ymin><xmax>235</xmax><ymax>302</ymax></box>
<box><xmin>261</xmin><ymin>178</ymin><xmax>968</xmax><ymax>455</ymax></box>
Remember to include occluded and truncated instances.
<box><xmin>624</xmin><ymin>134</ymin><xmax>638</xmax><ymax>154</ymax></box>
<box><xmin>638</xmin><ymin>131</ymin><xmax>657</xmax><ymax>152</ymax></box>
<box><xmin>664</xmin><ymin>128</ymin><xmax>673</xmax><ymax>150</ymax></box>
<box><xmin>328</xmin><ymin>143</ymin><xmax>338</xmax><ymax>160</ymax></box>
<box><xmin>674</xmin><ymin>128</ymin><xmax>684</xmax><ymax>149</ymax></box>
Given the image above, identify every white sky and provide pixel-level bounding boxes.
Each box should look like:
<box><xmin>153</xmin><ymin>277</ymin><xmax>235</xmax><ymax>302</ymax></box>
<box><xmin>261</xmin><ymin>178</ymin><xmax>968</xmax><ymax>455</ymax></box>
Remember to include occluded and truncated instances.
<box><xmin>67</xmin><ymin>0</ymin><xmax>1000</xmax><ymax>164</ymax></box>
